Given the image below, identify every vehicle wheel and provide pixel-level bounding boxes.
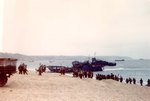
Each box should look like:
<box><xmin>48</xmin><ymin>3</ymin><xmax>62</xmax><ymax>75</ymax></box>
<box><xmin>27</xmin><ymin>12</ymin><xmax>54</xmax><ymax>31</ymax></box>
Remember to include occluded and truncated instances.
<box><xmin>0</xmin><ymin>74</ymin><xmax>8</xmax><ymax>87</ymax></box>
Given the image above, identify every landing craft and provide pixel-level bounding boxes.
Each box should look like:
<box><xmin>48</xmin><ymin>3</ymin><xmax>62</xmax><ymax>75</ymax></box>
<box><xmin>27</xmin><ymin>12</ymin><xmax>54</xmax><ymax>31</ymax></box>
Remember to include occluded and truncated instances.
<box><xmin>47</xmin><ymin>58</ymin><xmax>116</xmax><ymax>73</ymax></box>
<box><xmin>72</xmin><ymin>58</ymin><xmax>116</xmax><ymax>72</ymax></box>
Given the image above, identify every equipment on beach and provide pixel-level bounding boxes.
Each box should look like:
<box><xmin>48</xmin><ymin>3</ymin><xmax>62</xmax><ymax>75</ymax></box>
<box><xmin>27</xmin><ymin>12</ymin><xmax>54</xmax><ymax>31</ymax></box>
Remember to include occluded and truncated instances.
<box><xmin>0</xmin><ymin>58</ymin><xmax>17</xmax><ymax>87</ymax></box>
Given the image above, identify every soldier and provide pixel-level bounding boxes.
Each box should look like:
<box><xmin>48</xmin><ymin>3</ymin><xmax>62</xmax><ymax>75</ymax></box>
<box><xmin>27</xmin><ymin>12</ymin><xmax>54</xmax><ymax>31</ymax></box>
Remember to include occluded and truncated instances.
<box><xmin>129</xmin><ymin>77</ymin><xmax>132</xmax><ymax>84</ymax></box>
<box><xmin>36</xmin><ymin>64</ymin><xmax>44</xmax><ymax>76</ymax></box>
<box><xmin>23</xmin><ymin>65</ymin><xmax>28</xmax><ymax>75</ymax></box>
<box><xmin>79</xmin><ymin>71</ymin><xmax>83</xmax><ymax>79</ymax></box>
<box><xmin>126</xmin><ymin>78</ymin><xmax>129</xmax><ymax>84</ymax></box>
<box><xmin>147</xmin><ymin>79</ymin><xmax>150</xmax><ymax>86</ymax></box>
<box><xmin>83</xmin><ymin>71</ymin><xmax>87</xmax><ymax>78</ymax></box>
<box><xmin>133</xmin><ymin>78</ymin><xmax>136</xmax><ymax>84</ymax></box>
<box><xmin>120</xmin><ymin>76</ymin><xmax>123</xmax><ymax>83</ymax></box>
<box><xmin>140</xmin><ymin>78</ymin><xmax>143</xmax><ymax>86</ymax></box>
<box><xmin>90</xmin><ymin>71</ymin><xmax>93</xmax><ymax>78</ymax></box>
<box><xmin>18</xmin><ymin>64</ymin><xmax>23</xmax><ymax>74</ymax></box>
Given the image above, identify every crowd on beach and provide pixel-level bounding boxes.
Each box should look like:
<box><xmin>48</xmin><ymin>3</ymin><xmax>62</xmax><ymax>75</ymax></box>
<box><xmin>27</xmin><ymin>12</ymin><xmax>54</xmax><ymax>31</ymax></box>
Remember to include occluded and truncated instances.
<box><xmin>17</xmin><ymin>63</ymin><xmax>150</xmax><ymax>87</ymax></box>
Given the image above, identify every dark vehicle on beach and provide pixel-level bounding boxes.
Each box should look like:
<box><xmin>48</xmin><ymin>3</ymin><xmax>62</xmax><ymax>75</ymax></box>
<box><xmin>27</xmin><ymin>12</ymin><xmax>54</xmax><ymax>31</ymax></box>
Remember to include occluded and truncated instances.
<box><xmin>47</xmin><ymin>66</ymin><xmax>73</xmax><ymax>73</ymax></box>
<box><xmin>72</xmin><ymin>58</ymin><xmax>116</xmax><ymax>72</ymax></box>
<box><xmin>0</xmin><ymin>58</ymin><xmax>17</xmax><ymax>87</ymax></box>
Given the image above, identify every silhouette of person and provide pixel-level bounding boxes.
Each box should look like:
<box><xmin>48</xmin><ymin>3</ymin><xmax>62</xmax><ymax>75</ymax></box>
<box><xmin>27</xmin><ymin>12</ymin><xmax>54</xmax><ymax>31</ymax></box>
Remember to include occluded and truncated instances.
<box><xmin>147</xmin><ymin>79</ymin><xmax>150</xmax><ymax>86</ymax></box>
<box><xmin>120</xmin><ymin>76</ymin><xmax>123</xmax><ymax>83</ymax></box>
<box><xmin>140</xmin><ymin>78</ymin><xmax>143</xmax><ymax>86</ymax></box>
<box><xmin>133</xmin><ymin>78</ymin><xmax>136</xmax><ymax>84</ymax></box>
<box><xmin>129</xmin><ymin>77</ymin><xmax>132</xmax><ymax>84</ymax></box>
<box><xmin>126</xmin><ymin>78</ymin><xmax>129</xmax><ymax>84</ymax></box>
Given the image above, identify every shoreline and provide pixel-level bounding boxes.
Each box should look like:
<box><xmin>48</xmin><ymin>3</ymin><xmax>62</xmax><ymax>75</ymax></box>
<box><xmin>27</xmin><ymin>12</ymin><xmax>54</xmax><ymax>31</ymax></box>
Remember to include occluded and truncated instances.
<box><xmin>0</xmin><ymin>71</ymin><xmax>150</xmax><ymax>101</ymax></box>
<box><xmin>25</xmin><ymin>69</ymin><xmax>149</xmax><ymax>86</ymax></box>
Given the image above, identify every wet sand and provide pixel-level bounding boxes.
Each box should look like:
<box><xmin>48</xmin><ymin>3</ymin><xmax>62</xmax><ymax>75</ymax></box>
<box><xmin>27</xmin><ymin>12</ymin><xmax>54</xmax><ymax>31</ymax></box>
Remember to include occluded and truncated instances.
<box><xmin>0</xmin><ymin>71</ymin><xmax>150</xmax><ymax>101</ymax></box>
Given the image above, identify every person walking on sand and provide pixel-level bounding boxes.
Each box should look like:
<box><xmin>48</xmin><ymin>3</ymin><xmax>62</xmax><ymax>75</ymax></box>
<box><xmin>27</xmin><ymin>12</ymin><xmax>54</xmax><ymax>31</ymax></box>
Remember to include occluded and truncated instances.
<box><xmin>36</xmin><ymin>64</ymin><xmax>44</xmax><ymax>76</ymax></box>
<box><xmin>140</xmin><ymin>78</ymin><xmax>143</xmax><ymax>86</ymax></box>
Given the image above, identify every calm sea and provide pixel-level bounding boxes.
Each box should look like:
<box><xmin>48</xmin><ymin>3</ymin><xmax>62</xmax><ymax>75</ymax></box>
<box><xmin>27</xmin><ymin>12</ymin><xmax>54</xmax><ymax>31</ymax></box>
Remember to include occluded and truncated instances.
<box><xmin>17</xmin><ymin>58</ymin><xmax>150</xmax><ymax>85</ymax></box>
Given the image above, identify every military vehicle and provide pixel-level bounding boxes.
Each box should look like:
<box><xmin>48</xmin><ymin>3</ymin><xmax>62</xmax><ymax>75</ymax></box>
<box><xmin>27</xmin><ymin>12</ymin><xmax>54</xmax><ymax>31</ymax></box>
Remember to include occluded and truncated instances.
<box><xmin>0</xmin><ymin>58</ymin><xmax>17</xmax><ymax>87</ymax></box>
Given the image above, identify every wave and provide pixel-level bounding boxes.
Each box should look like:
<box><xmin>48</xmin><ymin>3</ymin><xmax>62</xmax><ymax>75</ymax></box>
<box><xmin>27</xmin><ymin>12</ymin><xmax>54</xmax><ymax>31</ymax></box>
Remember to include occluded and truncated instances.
<box><xmin>104</xmin><ymin>67</ymin><xmax>125</xmax><ymax>71</ymax></box>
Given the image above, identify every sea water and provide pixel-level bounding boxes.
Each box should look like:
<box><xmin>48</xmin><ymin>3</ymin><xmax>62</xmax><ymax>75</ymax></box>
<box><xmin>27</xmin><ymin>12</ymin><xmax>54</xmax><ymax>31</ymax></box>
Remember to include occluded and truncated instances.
<box><xmin>100</xmin><ymin>59</ymin><xmax>150</xmax><ymax>85</ymax></box>
<box><xmin>17</xmin><ymin>58</ymin><xmax>150</xmax><ymax>85</ymax></box>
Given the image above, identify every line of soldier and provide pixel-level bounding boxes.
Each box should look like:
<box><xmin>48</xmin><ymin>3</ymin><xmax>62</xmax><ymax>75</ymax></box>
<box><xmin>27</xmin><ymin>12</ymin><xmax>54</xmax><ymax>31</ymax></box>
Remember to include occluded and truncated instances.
<box><xmin>18</xmin><ymin>63</ymin><xmax>28</xmax><ymax>75</ymax></box>
<box><xmin>73</xmin><ymin>70</ymin><xmax>93</xmax><ymax>79</ymax></box>
<box><xmin>96</xmin><ymin>73</ymin><xmax>120</xmax><ymax>81</ymax></box>
<box><xmin>96</xmin><ymin>73</ymin><xmax>150</xmax><ymax>87</ymax></box>
<box><xmin>125</xmin><ymin>77</ymin><xmax>137</xmax><ymax>85</ymax></box>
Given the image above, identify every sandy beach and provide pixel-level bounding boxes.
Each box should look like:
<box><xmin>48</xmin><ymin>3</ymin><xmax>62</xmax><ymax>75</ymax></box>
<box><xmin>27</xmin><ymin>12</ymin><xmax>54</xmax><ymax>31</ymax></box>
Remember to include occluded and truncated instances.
<box><xmin>0</xmin><ymin>71</ymin><xmax>150</xmax><ymax>101</ymax></box>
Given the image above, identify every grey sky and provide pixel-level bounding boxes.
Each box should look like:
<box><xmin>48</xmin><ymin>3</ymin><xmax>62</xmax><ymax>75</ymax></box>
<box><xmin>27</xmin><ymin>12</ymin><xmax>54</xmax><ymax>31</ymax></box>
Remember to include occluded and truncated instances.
<box><xmin>1</xmin><ymin>0</ymin><xmax>150</xmax><ymax>59</ymax></box>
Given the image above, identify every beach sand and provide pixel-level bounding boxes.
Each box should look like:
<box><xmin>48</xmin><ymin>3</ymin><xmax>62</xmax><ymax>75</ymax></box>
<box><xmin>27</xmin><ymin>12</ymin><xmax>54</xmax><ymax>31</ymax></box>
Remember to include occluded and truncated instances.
<box><xmin>0</xmin><ymin>71</ymin><xmax>150</xmax><ymax>101</ymax></box>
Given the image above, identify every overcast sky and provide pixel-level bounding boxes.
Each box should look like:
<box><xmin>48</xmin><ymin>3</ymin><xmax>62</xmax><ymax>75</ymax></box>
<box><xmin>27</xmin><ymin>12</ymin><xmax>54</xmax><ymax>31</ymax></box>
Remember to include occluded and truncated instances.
<box><xmin>1</xmin><ymin>0</ymin><xmax>150</xmax><ymax>59</ymax></box>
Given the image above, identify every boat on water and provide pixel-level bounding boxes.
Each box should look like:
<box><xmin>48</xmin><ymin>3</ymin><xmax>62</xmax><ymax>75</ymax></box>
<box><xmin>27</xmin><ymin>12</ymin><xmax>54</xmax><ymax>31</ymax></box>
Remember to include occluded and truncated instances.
<box><xmin>72</xmin><ymin>58</ymin><xmax>116</xmax><ymax>72</ymax></box>
<box><xmin>115</xmin><ymin>59</ymin><xmax>125</xmax><ymax>61</ymax></box>
<box><xmin>47</xmin><ymin>58</ymin><xmax>116</xmax><ymax>73</ymax></box>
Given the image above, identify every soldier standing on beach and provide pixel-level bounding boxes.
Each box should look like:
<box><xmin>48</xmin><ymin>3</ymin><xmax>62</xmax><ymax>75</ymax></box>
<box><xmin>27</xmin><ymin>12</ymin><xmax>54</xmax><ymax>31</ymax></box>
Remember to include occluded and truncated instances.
<box><xmin>140</xmin><ymin>78</ymin><xmax>143</xmax><ymax>86</ymax></box>
<box><xmin>133</xmin><ymin>78</ymin><xmax>136</xmax><ymax>84</ymax></box>
<box><xmin>129</xmin><ymin>77</ymin><xmax>132</xmax><ymax>84</ymax></box>
<box><xmin>120</xmin><ymin>76</ymin><xmax>123</xmax><ymax>83</ymax></box>
<box><xmin>147</xmin><ymin>79</ymin><xmax>150</xmax><ymax>86</ymax></box>
<box><xmin>126</xmin><ymin>78</ymin><xmax>129</xmax><ymax>84</ymax></box>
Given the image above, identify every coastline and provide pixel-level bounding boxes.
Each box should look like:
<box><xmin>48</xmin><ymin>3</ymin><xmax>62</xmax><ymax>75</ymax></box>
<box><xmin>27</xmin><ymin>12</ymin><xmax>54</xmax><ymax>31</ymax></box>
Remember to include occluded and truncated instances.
<box><xmin>0</xmin><ymin>71</ymin><xmax>150</xmax><ymax>101</ymax></box>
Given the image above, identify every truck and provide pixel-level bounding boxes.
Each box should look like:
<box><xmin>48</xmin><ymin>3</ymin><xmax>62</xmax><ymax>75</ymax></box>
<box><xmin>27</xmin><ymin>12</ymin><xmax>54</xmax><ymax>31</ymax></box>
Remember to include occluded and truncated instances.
<box><xmin>0</xmin><ymin>58</ymin><xmax>17</xmax><ymax>87</ymax></box>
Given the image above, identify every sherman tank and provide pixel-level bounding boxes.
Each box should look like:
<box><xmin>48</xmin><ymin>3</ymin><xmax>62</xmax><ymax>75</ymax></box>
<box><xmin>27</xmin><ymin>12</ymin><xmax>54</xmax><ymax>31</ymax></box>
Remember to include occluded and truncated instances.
<box><xmin>72</xmin><ymin>58</ymin><xmax>116</xmax><ymax>72</ymax></box>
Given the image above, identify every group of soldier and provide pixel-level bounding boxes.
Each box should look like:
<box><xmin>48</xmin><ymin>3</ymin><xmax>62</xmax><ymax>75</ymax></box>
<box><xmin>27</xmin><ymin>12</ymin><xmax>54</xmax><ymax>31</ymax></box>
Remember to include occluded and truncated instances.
<box><xmin>72</xmin><ymin>70</ymin><xmax>93</xmax><ymax>79</ymax></box>
<box><xmin>18</xmin><ymin>63</ymin><xmax>46</xmax><ymax>76</ymax></box>
<box><xmin>96</xmin><ymin>73</ymin><xmax>121</xmax><ymax>81</ymax></box>
<box><xmin>17</xmin><ymin>63</ymin><xmax>150</xmax><ymax>87</ymax></box>
<box><xmin>125</xmin><ymin>77</ymin><xmax>137</xmax><ymax>85</ymax></box>
<box><xmin>18</xmin><ymin>63</ymin><xmax>28</xmax><ymax>75</ymax></box>
<box><xmin>96</xmin><ymin>73</ymin><xmax>150</xmax><ymax>87</ymax></box>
